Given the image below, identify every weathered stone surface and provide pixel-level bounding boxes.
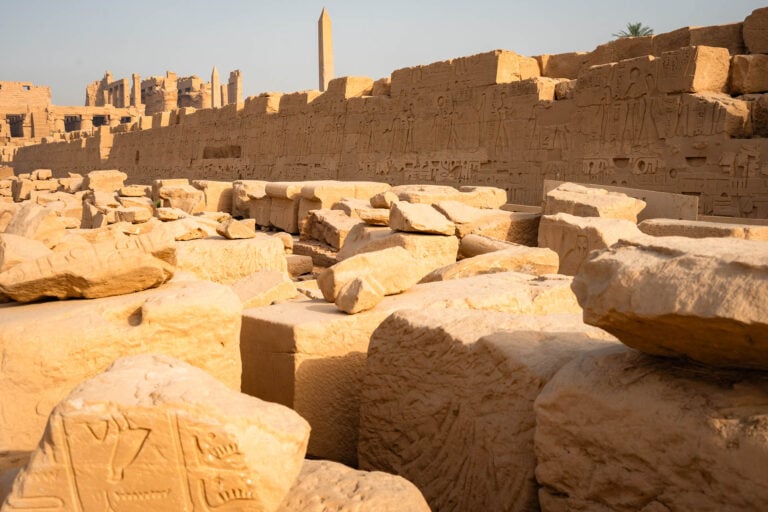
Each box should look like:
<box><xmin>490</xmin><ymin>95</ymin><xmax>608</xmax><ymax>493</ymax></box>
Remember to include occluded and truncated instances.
<box><xmin>357</xmin><ymin>208</ymin><xmax>390</xmax><ymax>226</ymax></box>
<box><xmin>638</xmin><ymin>217</ymin><xmax>768</xmax><ymax>240</ymax></box>
<box><xmin>301</xmin><ymin>209</ymin><xmax>363</xmax><ymax>250</ymax></box>
<box><xmin>293</xmin><ymin>239</ymin><xmax>338</xmax><ymax>267</ymax></box>
<box><xmin>0</xmin><ymin>279</ymin><xmax>243</xmax><ymax>454</ymax></box>
<box><xmin>4</xmin><ymin>354</ymin><xmax>309</xmax><ymax>512</ymax></box>
<box><xmin>743</xmin><ymin>7</ymin><xmax>768</xmax><ymax>54</ymax></box>
<box><xmin>544</xmin><ymin>182</ymin><xmax>646</xmax><ymax>222</ymax></box>
<box><xmin>276</xmin><ymin>459</ymin><xmax>430</xmax><ymax>512</ymax></box>
<box><xmin>216</xmin><ymin>218</ymin><xmax>257</xmax><ymax>239</ymax></box>
<box><xmin>287</xmin><ymin>254</ymin><xmax>314</xmax><ymax>277</ymax></box>
<box><xmin>360</xmin><ymin>309</ymin><xmax>617</xmax><ymax>512</ymax></box>
<box><xmin>0</xmin><ymin>203</ymin><xmax>19</xmax><ymax>232</ymax></box>
<box><xmin>266</xmin><ymin>182</ymin><xmax>303</xmax><ymax>233</ymax></box>
<box><xmin>652</xmin><ymin>23</ymin><xmax>745</xmax><ymax>56</ymax></box>
<box><xmin>534</xmin><ymin>345</ymin><xmax>768</xmax><ymax>512</ymax></box>
<box><xmin>730</xmin><ymin>54</ymin><xmax>768</xmax><ymax>95</ymax></box>
<box><xmin>157</xmin><ymin>184</ymin><xmax>205</xmax><ymax>214</ymax></box>
<box><xmin>420</xmin><ymin>246</ymin><xmax>559</xmax><ymax>282</ymax></box>
<box><xmin>572</xmin><ymin>235</ymin><xmax>768</xmax><ymax>369</ymax></box>
<box><xmin>83</xmin><ymin>170</ymin><xmax>127</xmax><ymax>192</ymax></box>
<box><xmin>538</xmin><ymin>213</ymin><xmax>642</xmax><ymax>275</ymax></box>
<box><xmin>389</xmin><ymin>201</ymin><xmax>455</xmax><ymax>235</ymax></box>
<box><xmin>10</xmin><ymin>179</ymin><xmax>32</xmax><ymax>202</ymax></box>
<box><xmin>369</xmin><ymin>190</ymin><xmax>398</xmax><ymax>209</ymax></box>
<box><xmin>658</xmin><ymin>46</ymin><xmax>731</xmax><ymax>94</ymax></box>
<box><xmin>232</xmin><ymin>179</ymin><xmax>268</xmax><ymax>218</ymax></box>
<box><xmin>241</xmin><ymin>272</ymin><xmax>580</xmax><ymax>465</ymax></box>
<box><xmin>191</xmin><ymin>179</ymin><xmax>233</xmax><ymax>213</ymax></box>
<box><xmin>0</xmin><ymin>231</ymin><xmax>176</xmax><ymax>302</ymax></box>
<box><xmin>318</xmin><ymin>246</ymin><xmax>422</xmax><ymax>303</ymax></box>
<box><xmin>0</xmin><ymin>234</ymin><xmax>52</xmax><ymax>272</ymax></box>
<box><xmin>155</xmin><ymin>206</ymin><xmax>188</xmax><ymax>221</ymax></box>
<box><xmin>232</xmin><ymin>269</ymin><xmax>297</xmax><ymax>308</ymax></box>
<box><xmin>335</xmin><ymin>275</ymin><xmax>387</xmax><ymax>314</ymax></box>
<box><xmin>331</xmin><ymin>197</ymin><xmax>373</xmax><ymax>218</ymax></box>
<box><xmin>4</xmin><ymin>203</ymin><xmax>67</xmax><ymax>248</ymax></box>
<box><xmin>458</xmin><ymin>233</ymin><xmax>518</xmax><ymax>259</ymax></box>
<box><xmin>175</xmin><ymin>234</ymin><xmax>287</xmax><ymax>284</ymax></box>
<box><xmin>119</xmin><ymin>184</ymin><xmax>150</xmax><ymax>197</ymax></box>
<box><xmin>114</xmin><ymin>206</ymin><xmax>152</xmax><ymax>224</ymax></box>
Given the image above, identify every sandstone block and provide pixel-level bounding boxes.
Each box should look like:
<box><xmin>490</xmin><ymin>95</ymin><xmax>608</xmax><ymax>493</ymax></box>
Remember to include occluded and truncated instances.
<box><xmin>175</xmin><ymin>235</ymin><xmax>287</xmax><ymax>284</ymax></box>
<box><xmin>155</xmin><ymin>206</ymin><xmax>189</xmax><ymax>221</ymax></box>
<box><xmin>357</xmin><ymin>208</ymin><xmax>390</xmax><ymax>226</ymax></box>
<box><xmin>287</xmin><ymin>254</ymin><xmax>314</xmax><ymax>277</ymax></box>
<box><xmin>266</xmin><ymin>182</ymin><xmax>303</xmax><ymax>233</ymax></box>
<box><xmin>0</xmin><ymin>234</ymin><xmax>52</xmax><ymax>272</ymax></box>
<box><xmin>731</xmin><ymin>54</ymin><xmax>768</xmax><ymax>94</ymax></box>
<box><xmin>638</xmin><ymin>218</ymin><xmax>768</xmax><ymax>240</ymax></box>
<box><xmin>10</xmin><ymin>179</ymin><xmax>32</xmax><ymax>202</ymax></box>
<box><xmin>240</xmin><ymin>272</ymin><xmax>581</xmax><ymax>465</ymax></box>
<box><xmin>335</xmin><ymin>275</ymin><xmax>387</xmax><ymax>314</ymax></box>
<box><xmin>158</xmin><ymin>184</ymin><xmax>205</xmax><ymax>214</ymax></box>
<box><xmin>318</xmin><ymin>246</ymin><xmax>422</xmax><ymax>303</ymax></box>
<box><xmin>434</xmin><ymin>200</ymin><xmax>541</xmax><ymax>243</ymax></box>
<box><xmin>369</xmin><ymin>190</ymin><xmax>398</xmax><ymax>209</ymax></box>
<box><xmin>544</xmin><ymin>182</ymin><xmax>646</xmax><ymax>222</ymax></box>
<box><xmin>420</xmin><ymin>245</ymin><xmax>559</xmax><ymax>282</ymax></box>
<box><xmin>4</xmin><ymin>203</ymin><xmax>69</xmax><ymax>248</ymax></box>
<box><xmin>276</xmin><ymin>460</ymin><xmax>430</xmax><ymax>512</ymax></box>
<box><xmin>389</xmin><ymin>201</ymin><xmax>455</xmax><ymax>235</ymax></box>
<box><xmin>5</xmin><ymin>354</ymin><xmax>310</xmax><ymax>512</ymax></box>
<box><xmin>191</xmin><ymin>179</ymin><xmax>233</xmax><ymax>213</ymax></box>
<box><xmin>534</xmin><ymin>345</ymin><xmax>768</xmax><ymax>511</ymax></box>
<box><xmin>114</xmin><ymin>206</ymin><xmax>152</xmax><ymax>224</ymax></box>
<box><xmin>232</xmin><ymin>179</ymin><xmax>268</xmax><ymax>218</ymax></box>
<box><xmin>216</xmin><ymin>218</ymin><xmax>257</xmax><ymax>239</ymax></box>
<box><xmin>572</xmin><ymin>235</ymin><xmax>768</xmax><ymax>370</ymax></box>
<box><xmin>359</xmin><ymin>309</ymin><xmax>617</xmax><ymax>512</ymax></box>
<box><xmin>292</xmin><ymin>240</ymin><xmax>338</xmax><ymax>267</ymax></box>
<box><xmin>658</xmin><ymin>46</ymin><xmax>731</xmax><ymax>94</ymax></box>
<box><xmin>457</xmin><ymin>185</ymin><xmax>508</xmax><ymax>208</ymax></box>
<box><xmin>118</xmin><ymin>184</ymin><xmax>150</xmax><ymax>197</ymax></box>
<box><xmin>458</xmin><ymin>233</ymin><xmax>519</xmax><ymax>259</ymax></box>
<box><xmin>232</xmin><ymin>269</ymin><xmax>298</xmax><ymax>308</ymax></box>
<box><xmin>83</xmin><ymin>169</ymin><xmax>127</xmax><ymax>192</ymax></box>
<box><xmin>538</xmin><ymin>213</ymin><xmax>642</xmax><ymax>275</ymax></box>
<box><xmin>330</xmin><ymin>197</ymin><xmax>371</xmax><ymax>218</ymax></box>
<box><xmin>0</xmin><ymin>203</ymin><xmax>19</xmax><ymax>232</ymax></box>
<box><xmin>301</xmin><ymin>209</ymin><xmax>363</xmax><ymax>250</ymax></box>
<box><xmin>31</xmin><ymin>179</ymin><xmax>58</xmax><ymax>191</ymax></box>
<box><xmin>0</xmin><ymin>232</ymin><xmax>175</xmax><ymax>302</ymax></box>
<box><xmin>0</xmin><ymin>279</ymin><xmax>243</xmax><ymax>454</ymax></box>
<box><xmin>743</xmin><ymin>7</ymin><xmax>768</xmax><ymax>54</ymax></box>
<box><xmin>30</xmin><ymin>169</ymin><xmax>52</xmax><ymax>181</ymax></box>
<box><xmin>58</xmin><ymin>173</ymin><xmax>84</xmax><ymax>193</ymax></box>
<box><xmin>338</xmin><ymin>229</ymin><xmax>458</xmax><ymax>273</ymax></box>
<box><xmin>652</xmin><ymin>23</ymin><xmax>745</xmax><ymax>56</ymax></box>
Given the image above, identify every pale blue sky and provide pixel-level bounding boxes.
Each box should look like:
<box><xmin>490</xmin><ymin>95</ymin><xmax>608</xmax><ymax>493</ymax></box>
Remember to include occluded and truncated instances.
<box><xmin>1</xmin><ymin>0</ymin><xmax>765</xmax><ymax>105</ymax></box>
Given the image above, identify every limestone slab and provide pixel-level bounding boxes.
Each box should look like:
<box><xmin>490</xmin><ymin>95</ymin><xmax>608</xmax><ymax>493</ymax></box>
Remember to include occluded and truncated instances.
<box><xmin>534</xmin><ymin>345</ymin><xmax>768</xmax><ymax>511</ymax></box>
<box><xmin>4</xmin><ymin>354</ymin><xmax>309</xmax><ymax>512</ymax></box>
<box><xmin>158</xmin><ymin>184</ymin><xmax>205</xmax><ymax>214</ymax></box>
<box><xmin>638</xmin><ymin>217</ymin><xmax>768</xmax><ymax>240</ymax></box>
<box><xmin>420</xmin><ymin>246</ymin><xmax>559</xmax><ymax>282</ymax></box>
<box><xmin>572</xmin><ymin>235</ymin><xmax>768</xmax><ymax>370</ymax></box>
<box><xmin>4</xmin><ymin>203</ymin><xmax>67</xmax><ymax>248</ymax></box>
<box><xmin>359</xmin><ymin>309</ymin><xmax>617</xmax><ymax>512</ymax></box>
<box><xmin>231</xmin><ymin>269</ymin><xmax>298</xmax><ymax>308</ymax></box>
<box><xmin>216</xmin><ymin>218</ymin><xmax>257</xmax><ymax>239</ymax></box>
<box><xmin>544</xmin><ymin>182</ymin><xmax>646</xmax><ymax>222</ymax></box>
<box><xmin>83</xmin><ymin>170</ymin><xmax>127</xmax><ymax>192</ymax></box>
<box><xmin>0</xmin><ymin>234</ymin><xmax>52</xmax><ymax>272</ymax></box>
<box><xmin>0</xmin><ymin>279</ymin><xmax>243</xmax><ymax>455</ymax></box>
<box><xmin>301</xmin><ymin>209</ymin><xmax>363</xmax><ymax>250</ymax></box>
<box><xmin>389</xmin><ymin>201</ymin><xmax>455</xmax><ymax>235</ymax></box>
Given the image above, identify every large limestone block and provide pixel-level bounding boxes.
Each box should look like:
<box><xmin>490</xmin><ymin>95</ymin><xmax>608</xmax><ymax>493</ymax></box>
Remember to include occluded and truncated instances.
<box><xmin>231</xmin><ymin>269</ymin><xmax>298</xmax><ymax>308</ymax></box>
<box><xmin>114</xmin><ymin>206</ymin><xmax>152</xmax><ymax>224</ymax></box>
<box><xmin>232</xmin><ymin>179</ymin><xmax>268</xmax><ymax>218</ymax></box>
<box><xmin>0</xmin><ymin>231</ymin><xmax>176</xmax><ymax>302</ymax></box>
<box><xmin>4</xmin><ymin>203</ymin><xmax>67</xmax><ymax>248</ymax></box>
<box><xmin>298</xmin><ymin>181</ymin><xmax>389</xmax><ymax>226</ymax></box>
<box><xmin>241</xmin><ymin>272</ymin><xmax>581</xmax><ymax>465</ymax></box>
<box><xmin>0</xmin><ymin>279</ymin><xmax>243</xmax><ymax>454</ymax></box>
<box><xmin>458</xmin><ymin>233</ymin><xmax>518</xmax><ymax>259</ymax></box>
<box><xmin>431</xmin><ymin>201</ymin><xmax>537</xmax><ymax>242</ymax></box>
<box><xmin>301</xmin><ymin>209</ymin><xmax>363</xmax><ymax>250</ymax></box>
<box><xmin>743</xmin><ymin>7</ymin><xmax>768</xmax><ymax>54</ymax></box>
<box><xmin>534</xmin><ymin>345</ymin><xmax>768</xmax><ymax>512</ymax></box>
<box><xmin>544</xmin><ymin>182</ymin><xmax>646</xmax><ymax>222</ymax></box>
<box><xmin>390</xmin><ymin>184</ymin><xmax>462</xmax><ymax>204</ymax></box>
<box><xmin>216</xmin><ymin>218</ymin><xmax>257</xmax><ymax>239</ymax></box>
<box><xmin>276</xmin><ymin>460</ymin><xmax>430</xmax><ymax>512</ymax></box>
<box><xmin>572</xmin><ymin>235</ymin><xmax>768</xmax><ymax>370</ymax></box>
<box><xmin>0</xmin><ymin>234</ymin><xmax>52</xmax><ymax>272</ymax></box>
<box><xmin>658</xmin><ymin>46</ymin><xmax>731</xmax><ymax>94</ymax></box>
<box><xmin>83</xmin><ymin>169</ymin><xmax>127</xmax><ymax>192</ymax></box>
<box><xmin>638</xmin><ymin>217</ymin><xmax>768</xmax><ymax>240</ymax></box>
<box><xmin>10</xmin><ymin>179</ymin><xmax>32</xmax><ymax>202</ymax></box>
<box><xmin>191</xmin><ymin>179</ymin><xmax>233</xmax><ymax>213</ymax></box>
<box><xmin>538</xmin><ymin>213</ymin><xmax>642</xmax><ymax>275</ymax></box>
<box><xmin>175</xmin><ymin>235</ymin><xmax>287</xmax><ymax>284</ymax></box>
<box><xmin>267</xmin><ymin>182</ymin><xmax>303</xmax><ymax>233</ymax></box>
<box><xmin>318</xmin><ymin>246</ymin><xmax>423</xmax><ymax>303</ymax></box>
<box><xmin>158</xmin><ymin>184</ymin><xmax>205</xmax><ymax>214</ymax></box>
<box><xmin>420</xmin><ymin>246</ymin><xmax>559</xmax><ymax>282</ymax></box>
<box><xmin>730</xmin><ymin>54</ymin><xmax>768</xmax><ymax>95</ymax></box>
<box><xmin>360</xmin><ymin>309</ymin><xmax>617</xmax><ymax>512</ymax></box>
<box><xmin>389</xmin><ymin>201</ymin><xmax>455</xmax><ymax>235</ymax></box>
<box><xmin>4</xmin><ymin>354</ymin><xmax>310</xmax><ymax>512</ymax></box>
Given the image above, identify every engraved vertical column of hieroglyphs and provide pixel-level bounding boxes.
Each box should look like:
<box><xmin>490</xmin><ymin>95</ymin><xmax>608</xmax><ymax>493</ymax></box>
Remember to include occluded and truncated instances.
<box><xmin>318</xmin><ymin>7</ymin><xmax>334</xmax><ymax>92</ymax></box>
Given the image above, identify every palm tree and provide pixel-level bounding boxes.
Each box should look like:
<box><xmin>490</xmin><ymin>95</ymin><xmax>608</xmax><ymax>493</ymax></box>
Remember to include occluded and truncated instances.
<box><xmin>613</xmin><ymin>22</ymin><xmax>654</xmax><ymax>38</ymax></box>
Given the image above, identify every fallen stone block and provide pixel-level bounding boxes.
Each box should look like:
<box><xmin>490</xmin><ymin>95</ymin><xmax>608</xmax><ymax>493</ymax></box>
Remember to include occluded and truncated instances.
<box><xmin>0</xmin><ymin>233</ymin><xmax>52</xmax><ymax>272</ymax></box>
<box><xmin>232</xmin><ymin>269</ymin><xmax>298</xmax><ymax>308</ymax></box>
<box><xmin>114</xmin><ymin>206</ymin><xmax>152</xmax><ymax>224</ymax></box>
<box><xmin>287</xmin><ymin>254</ymin><xmax>314</xmax><ymax>277</ymax></box>
<box><xmin>29</xmin><ymin>169</ymin><xmax>52</xmax><ymax>181</ymax></box>
<box><xmin>458</xmin><ymin>233</ymin><xmax>519</xmax><ymax>259</ymax></box>
<box><xmin>359</xmin><ymin>309</ymin><xmax>617</xmax><ymax>512</ymax></box>
<box><xmin>0</xmin><ymin>203</ymin><xmax>19</xmax><ymax>232</ymax></box>
<box><xmin>420</xmin><ymin>245</ymin><xmax>559</xmax><ymax>282</ymax></box>
<box><xmin>158</xmin><ymin>184</ymin><xmax>205</xmax><ymax>214</ymax></box>
<box><xmin>544</xmin><ymin>182</ymin><xmax>646</xmax><ymax>222</ymax></box>
<box><xmin>293</xmin><ymin>239</ymin><xmax>338</xmax><ymax>267</ymax></box>
<box><xmin>5</xmin><ymin>354</ymin><xmax>309</xmax><ymax>512</ymax></box>
<box><xmin>216</xmin><ymin>218</ymin><xmax>257</xmax><ymax>239</ymax></box>
<box><xmin>276</xmin><ymin>459</ymin><xmax>430</xmax><ymax>512</ymax></box>
<box><xmin>83</xmin><ymin>169</ymin><xmax>127</xmax><ymax>192</ymax></box>
<box><xmin>301</xmin><ymin>209</ymin><xmax>363</xmax><ymax>250</ymax></box>
<box><xmin>534</xmin><ymin>345</ymin><xmax>768</xmax><ymax>511</ymax></box>
<box><xmin>175</xmin><ymin>235</ymin><xmax>287</xmax><ymax>284</ymax></box>
<box><xmin>155</xmin><ymin>206</ymin><xmax>189</xmax><ymax>221</ymax></box>
<box><xmin>335</xmin><ymin>275</ymin><xmax>387</xmax><ymax>314</ymax></box>
<box><xmin>10</xmin><ymin>179</ymin><xmax>32</xmax><ymax>202</ymax></box>
<box><xmin>370</xmin><ymin>190</ymin><xmax>398</xmax><ymax>208</ymax></box>
<box><xmin>389</xmin><ymin>201</ymin><xmax>455</xmax><ymax>235</ymax></box>
<box><xmin>4</xmin><ymin>202</ymin><xmax>68</xmax><ymax>248</ymax></box>
<box><xmin>232</xmin><ymin>179</ymin><xmax>268</xmax><ymax>218</ymax></box>
<box><xmin>572</xmin><ymin>235</ymin><xmax>768</xmax><ymax>370</ymax></box>
<box><xmin>638</xmin><ymin>217</ymin><xmax>768</xmax><ymax>240</ymax></box>
<box><xmin>191</xmin><ymin>179</ymin><xmax>233</xmax><ymax>213</ymax></box>
<box><xmin>538</xmin><ymin>213</ymin><xmax>642</xmax><ymax>275</ymax></box>
<box><xmin>118</xmin><ymin>184</ymin><xmax>150</xmax><ymax>197</ymax></box>
<box><xmin>241</xmin><ymin>272</ymin><xmax>581</xmax><ymax>465</ymax></box>
<box><xmin>0</xmin><ymin>279</ymin><xmax>243</xmax><ymax>454</ymax></box>
<box><xmin>266</xmin><ymin>182</ymin><xmax>303</xmax><ymax>233</ymax></box>
<box><xmin>0</xmin><ymin>232</ymin><xmax>176</xmax><ymax>302</ymax></box>
<box><xmin>357</xmin><ymin>207</ymin><xmax>390</xmax><ymax>226</ymax></box>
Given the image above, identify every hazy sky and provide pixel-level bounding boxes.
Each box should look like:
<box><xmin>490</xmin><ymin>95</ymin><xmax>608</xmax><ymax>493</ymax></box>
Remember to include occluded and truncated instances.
<box><xmin>1</xmin><ymin>0</ymin><xmax>765</xmax><ymax>105</ymax></box>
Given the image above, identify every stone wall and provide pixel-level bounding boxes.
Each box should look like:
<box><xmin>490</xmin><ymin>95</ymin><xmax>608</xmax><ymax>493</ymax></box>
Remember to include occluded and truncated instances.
<box><xmin>9</xmin><ymin>16</ymin><xmax>768</xmax><ymax>218</ymax></box>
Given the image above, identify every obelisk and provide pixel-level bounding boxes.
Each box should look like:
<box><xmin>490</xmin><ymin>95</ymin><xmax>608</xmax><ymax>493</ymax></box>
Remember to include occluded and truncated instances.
<box><xmin>211</xmin><ymin>66</ymin><xmax>221</xmax><ymax>108</ymax></box>
<box><xmin>318</xmin><ymin>7</ymin><xmax>334</xmax><ymax>92</ymax></box>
